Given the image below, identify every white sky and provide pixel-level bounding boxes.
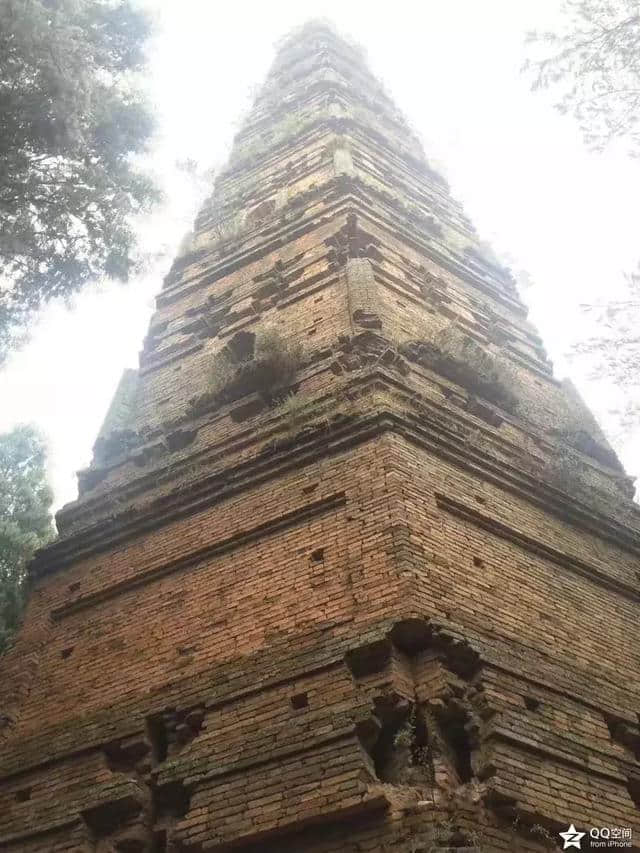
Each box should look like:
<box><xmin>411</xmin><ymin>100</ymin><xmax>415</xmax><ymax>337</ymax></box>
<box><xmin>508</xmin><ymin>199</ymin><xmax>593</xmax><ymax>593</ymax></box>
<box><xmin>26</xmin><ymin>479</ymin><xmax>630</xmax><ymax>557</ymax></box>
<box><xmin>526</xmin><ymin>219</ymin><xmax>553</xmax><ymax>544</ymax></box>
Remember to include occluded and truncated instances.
<box><xmin>1</xmin><ymin>0</ymin><xmax>639</xmax><ymax>511</ymax></box>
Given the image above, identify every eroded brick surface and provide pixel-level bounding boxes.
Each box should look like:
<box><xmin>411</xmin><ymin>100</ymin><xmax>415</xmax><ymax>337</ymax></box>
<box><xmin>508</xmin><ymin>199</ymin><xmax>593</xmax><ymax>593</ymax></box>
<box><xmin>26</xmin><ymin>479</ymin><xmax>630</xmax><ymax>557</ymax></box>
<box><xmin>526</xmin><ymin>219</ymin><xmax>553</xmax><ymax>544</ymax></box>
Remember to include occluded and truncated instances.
<box><xmin>1</xmin><ymin>20</ymin><xmax>639</xmax><ymax>853</ymax></box>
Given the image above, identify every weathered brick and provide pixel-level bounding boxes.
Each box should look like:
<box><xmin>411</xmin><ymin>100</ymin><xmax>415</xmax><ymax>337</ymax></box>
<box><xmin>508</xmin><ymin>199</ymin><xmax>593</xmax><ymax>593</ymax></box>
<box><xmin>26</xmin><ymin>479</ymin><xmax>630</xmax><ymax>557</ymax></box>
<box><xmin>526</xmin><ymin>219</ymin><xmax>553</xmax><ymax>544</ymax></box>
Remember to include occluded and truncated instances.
<box><xmin>0</xmin><ymin>19</ymin><xmax>638</xmax><ymax>853</ymax></box>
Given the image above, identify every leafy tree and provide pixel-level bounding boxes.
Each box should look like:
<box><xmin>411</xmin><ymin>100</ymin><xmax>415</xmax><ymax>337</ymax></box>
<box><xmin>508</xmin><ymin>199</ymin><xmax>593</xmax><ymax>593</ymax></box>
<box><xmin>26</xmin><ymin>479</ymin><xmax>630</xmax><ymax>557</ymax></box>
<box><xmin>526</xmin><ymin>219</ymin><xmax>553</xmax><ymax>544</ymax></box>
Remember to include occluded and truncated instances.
<box><xmin>0</xmin><ymin>0</ymin><xmax>159</xmax><ymax>363</ymax></box>
<box><xmin>526</xmin><ymin>0</ymin><xmax>640</xmax><ymax>154</ymax></box>
<box><xmin>0</xmin><ymin>425</ymin><xmax>54</xmax><ymax>654</ymax></box>
<box><xmin>526</xmin><ymin>1</ymin><xmax>640</xmax><ymax>453</ymax></box>
<box><xmin>570</xmin><ymin>269</ymin><xmax>640</xmax><ymax>439</ymax></box>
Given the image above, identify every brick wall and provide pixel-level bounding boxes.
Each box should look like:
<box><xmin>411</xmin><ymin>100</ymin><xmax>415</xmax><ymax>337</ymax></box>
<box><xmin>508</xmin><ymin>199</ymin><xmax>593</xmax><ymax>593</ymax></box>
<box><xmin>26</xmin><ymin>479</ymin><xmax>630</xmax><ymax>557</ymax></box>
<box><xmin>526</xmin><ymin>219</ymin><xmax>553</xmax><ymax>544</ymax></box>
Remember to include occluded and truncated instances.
<box><xmin>1</xmin><ymin>20</ymin><xmax>638</xmax><ymax>853</ymax></box>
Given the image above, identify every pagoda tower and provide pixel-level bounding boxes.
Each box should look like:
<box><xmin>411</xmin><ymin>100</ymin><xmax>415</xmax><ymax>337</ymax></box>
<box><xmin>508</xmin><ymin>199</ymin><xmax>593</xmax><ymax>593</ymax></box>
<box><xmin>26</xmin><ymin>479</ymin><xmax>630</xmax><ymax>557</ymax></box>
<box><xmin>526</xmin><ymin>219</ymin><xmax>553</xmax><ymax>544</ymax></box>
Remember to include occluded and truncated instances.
<box><xmin>1</xmin><ymin>21</ymin><xmax>639</xmax><ymax>853</ymax></box>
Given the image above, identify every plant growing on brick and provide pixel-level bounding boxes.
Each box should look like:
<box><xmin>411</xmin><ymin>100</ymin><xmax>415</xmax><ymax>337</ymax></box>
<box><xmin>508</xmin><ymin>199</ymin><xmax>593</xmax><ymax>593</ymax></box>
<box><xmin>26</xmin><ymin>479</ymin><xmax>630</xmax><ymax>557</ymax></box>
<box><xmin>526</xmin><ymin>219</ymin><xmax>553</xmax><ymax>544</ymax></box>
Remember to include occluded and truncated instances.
<box><xmin>540</xmin><ymin>451</ymin><xmax>625</xmax><ymax>516</ymax></box>
<box><xmin>93</xmin><ymin>429</ymin><xmax>142</xmax><ymax>466</ymax></box>
<box><xmin>254</xmin><ymin>327</ymin><xmax>302</xmax><ymax>385</ymax></box>
<box><xmin>324</xmin><ymin>134</ymin><xmax>350</xmax><ymax>156</ymax></box>
<box><xmin>274</xmin><ymin>392</ymin><xmax>318</xmax><ymax>434</ymax></box>
<box><xmin>554</xmin><ymin>422</ymin><xmax>622</xmax><ymax>470</ymax></box>
<box><xmin>439</xmin><ymin>324</ymin><xmax>519</xmax><ymax>411</ymax></box>
<box><xmin>190</xmin><ymin>327</ymin><xmax>303</xmax><ymax>415</ymax></box>
<box><xmin>268</xmin><ymin>393</ymin><xmax>357</xmax><ymax>453</ymax></box>
<box><xmin>207</xmin><ymin>350</ymin><xmax>240</xmax><ymax>401</ymax></box>
<box><xmin>402</xmin><ymin>323</ymin><xmax>519</xmax><ymax>413</ymax></box>
<box><xmin>231</xmin><ymin>110</ymin><xmax>321</xmax><ymax>167</ymax></box>
<box><xmin>368</xmin><ymin>701</ymin><xmax>435</xmax><ymax>788</ymax></box>
<box><xmin>210</xmin><ymin>215</ymin><xmax>248</xmax><ymax>247</ymax></box>
<box><xmin>529</xmin><ymin>822</ymin><xmax>557</xmax><ymax>850</ymax></box>
<box><xmin>407</xmin><ymin>817</ymin><xmax>458</xmax><ymax>852</ymax></box>
<box><xmin>175</xmin><ymin>216</ymin><xmax>248</xmax><ymax>264</ymax></box>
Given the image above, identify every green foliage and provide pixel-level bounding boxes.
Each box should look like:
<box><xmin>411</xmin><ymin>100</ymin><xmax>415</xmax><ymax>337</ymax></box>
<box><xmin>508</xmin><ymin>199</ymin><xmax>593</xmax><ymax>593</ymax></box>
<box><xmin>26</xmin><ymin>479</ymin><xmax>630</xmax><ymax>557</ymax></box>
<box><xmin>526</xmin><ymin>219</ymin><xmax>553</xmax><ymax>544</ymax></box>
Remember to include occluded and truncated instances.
<box><xmin>253</xmin><ymin>326</ymin><xmax>302</xmax><ymax>386</ymax></box>
<box><xmin>175</xmin><ymin>215</ymin><xmax>247</xmax><ymax>264</ymax></box>
<box><xmin>575</xmin><ymin>270</ymin><xmax>640</xmax><ymax>387</ymax></box>
<box><xmin>403</xmin><ymin>324</ymin><xmax>519</xmax><ymax>413</ymax></box>
<box><xmin>438</xmin><ymin>325</ymin><xmax>519</xmax><ymax>412</ymax></box>
<box><xmin>93</xmin><ymin>428</ymin><xmax>141</xmax><ymax>466</ymax></box>
<box><xmin>540</xmin><ymin>451</ymin><xmax>625</xmax><ymax>516</ymax></box>
<box><xmin>570</xmin><ymin>269</ymin><xmax>640</xmax><ymax>450</ymax></box>
<box><xmin>526</xmin><ymin>3</ymin><xmax>640</xmax><ymax>457</ymax></box>
<box><xmin>270</xmin><ymin>394</ymin><xmax>362</xmax><ymax>451</ymax></box>
<box><xmin>542</xmin><ymin>452</ymin><xmax>586</xmax><ymax>494</ymax></box>
<box><xmin>392</xmin><ymin>704</ymin><xmax>432</xmax><ymax>770</ymax></box>
<box><xmin>0</xmin><ymin>0</ymin><xmax>159</xmax><ymax>363</ymax></box>
<box><xmin>529</xmin><ymin>822</ymin><xmax>557</xmax><ymax>849</ymax></box>
<box><xmin>0</xmin><ymin>425</ymin><xmax>54</xmax><ymax>654</ymax></box>
<box><xmin>274</xmin><ymin>392</ymin><xmax>314</xmax><ymax>433</ymax></box>
<box><xmin>230</xmin><ymin>110</ymin><xmax>323</xmax><ymax>166</ymax></box>
<box><xmin>526</xmin><ymin>0</ymin><xmax>640</xmax><ymax>154</ymax></box>
<box><xmin>191</xmin><ymin>327</ymin><xmax>303</xmax><ymax>414</ymax></box>
<box><xmin>556</xmin><ymin>424</ymin><xmax>620</xmax><ymax>468</ymax></box>
<box><xmin>324</xmin><ymin>134</ymin><xmax>350</xmax><ymax>156</ymax></box>
<box><xmin>207</xmin><ymin>347</ymin><xmax>239</xmax><ymax>399</ymax></box>
<box><xmin>392</xmin><ymin>724</ymin><xmax>413</xmax><ymax>749</ymax></box>
<box><xmin>210</xmin><ymin>215</ymin><xmax>248</xmax><ymax>247</ymax></box>
<box><xmin>357</xmin><ymin>173</ymin><xmax>443</xmax><ymax>238</ymax></box>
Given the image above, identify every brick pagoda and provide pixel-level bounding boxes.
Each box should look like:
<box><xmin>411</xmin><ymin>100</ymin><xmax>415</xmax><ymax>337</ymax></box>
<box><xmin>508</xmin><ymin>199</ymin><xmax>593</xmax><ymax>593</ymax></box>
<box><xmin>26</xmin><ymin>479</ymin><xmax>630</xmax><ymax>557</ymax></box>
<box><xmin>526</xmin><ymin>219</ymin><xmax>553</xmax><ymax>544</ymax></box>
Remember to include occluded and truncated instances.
<box><xmin>1</xmin><ymin>20</ymin><xmax>639</xmax><ymax>853</ymax></box>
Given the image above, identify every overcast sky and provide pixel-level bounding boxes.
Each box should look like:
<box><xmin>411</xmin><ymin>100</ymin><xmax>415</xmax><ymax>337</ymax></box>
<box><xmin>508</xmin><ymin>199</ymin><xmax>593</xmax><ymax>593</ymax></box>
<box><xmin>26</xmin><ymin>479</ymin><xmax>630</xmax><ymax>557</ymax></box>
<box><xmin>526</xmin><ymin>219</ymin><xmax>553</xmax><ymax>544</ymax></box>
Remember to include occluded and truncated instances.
<box><xmin>1</xmin><ymin>0</ymin><xmax>639</xmax><ymax>512</ymax></box>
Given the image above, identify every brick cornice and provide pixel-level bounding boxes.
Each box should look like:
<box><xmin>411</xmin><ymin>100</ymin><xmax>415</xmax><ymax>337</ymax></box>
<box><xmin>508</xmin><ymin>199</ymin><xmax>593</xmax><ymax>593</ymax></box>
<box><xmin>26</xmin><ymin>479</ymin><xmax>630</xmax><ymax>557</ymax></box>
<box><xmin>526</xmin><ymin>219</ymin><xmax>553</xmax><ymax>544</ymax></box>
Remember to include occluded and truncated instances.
<box><xmin>2</xmin><ymin>617</ymin><xmax>634</xmax><ymax>789</ymax></box>
<box><xmin>161</xmin><ymin>182</ymin><xmax>517</xmax><ymax>314</ymax></box>
<box><xmin>50</xmin><ymin>492</ymin><xmax>346</xmax><ymax>619</ymax></box>
<box><xmin>39</xmin><ymin>391</ymin><xmax>640</xmax><ymax>581</ymax></box>
<box><xmin>434</xmin><ymin>492</ymin><xmax>640</xmax><ymax>602</ymax></box>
